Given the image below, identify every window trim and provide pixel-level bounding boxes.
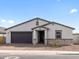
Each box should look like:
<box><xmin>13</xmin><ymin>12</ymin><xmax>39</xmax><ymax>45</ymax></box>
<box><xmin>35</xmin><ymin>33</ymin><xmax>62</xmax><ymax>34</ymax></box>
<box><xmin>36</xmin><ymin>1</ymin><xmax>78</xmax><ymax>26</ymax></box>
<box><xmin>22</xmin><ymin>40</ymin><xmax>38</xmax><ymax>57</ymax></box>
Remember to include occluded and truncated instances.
<box><xmin>55</xmin><ymin>30</ymin><xmax>62</xmax><ymax>39</ymax></box>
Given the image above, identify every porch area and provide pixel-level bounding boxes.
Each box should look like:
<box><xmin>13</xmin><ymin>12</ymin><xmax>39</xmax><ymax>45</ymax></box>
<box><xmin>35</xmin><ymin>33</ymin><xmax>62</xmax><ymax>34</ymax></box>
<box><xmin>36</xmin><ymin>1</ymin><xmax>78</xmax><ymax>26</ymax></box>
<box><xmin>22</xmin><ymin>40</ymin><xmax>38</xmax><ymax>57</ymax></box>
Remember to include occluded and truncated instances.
<box><xmin>32</xmin><ymin>26</ymin><xmax>48</xmax><ymax>45</ymax></box>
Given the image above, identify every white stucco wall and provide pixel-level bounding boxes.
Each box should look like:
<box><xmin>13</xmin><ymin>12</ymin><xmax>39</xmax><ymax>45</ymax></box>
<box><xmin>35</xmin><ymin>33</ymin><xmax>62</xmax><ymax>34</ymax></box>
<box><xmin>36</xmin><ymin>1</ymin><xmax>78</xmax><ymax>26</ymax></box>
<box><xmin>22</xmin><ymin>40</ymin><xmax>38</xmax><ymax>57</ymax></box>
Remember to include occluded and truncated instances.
<box><xmin>38</xmin><ymin>20</ymin><xmax>48</xmax><ymax>26</ymax></box>
<box><xmin>7</xmin><ymin>20</ymin><xmax>36</xmax><ymax>31</ymax></box>
<box><xmin>6</xmin><ymin>31</ymin><xmax>11</xmax><ymax>44</ymax></box>
<box><xmin>6</xmin><ymin>20</ymin><xmax>48</xmax><ymax>31</ymax></box>
<box><xmin>45</xmin><ymin>24</ymin><xmax>73</xmax><ymax>39</ymax></box>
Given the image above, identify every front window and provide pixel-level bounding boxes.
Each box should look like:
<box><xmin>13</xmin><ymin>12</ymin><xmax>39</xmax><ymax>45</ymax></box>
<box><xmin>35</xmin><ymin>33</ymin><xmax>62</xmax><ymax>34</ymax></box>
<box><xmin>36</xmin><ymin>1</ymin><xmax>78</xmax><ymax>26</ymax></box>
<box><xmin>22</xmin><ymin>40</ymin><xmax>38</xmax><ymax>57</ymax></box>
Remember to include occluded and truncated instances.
<box><xmin>55</xmin><ymin>30</ymin><xmax>62</xmax><ymax>39</ymax></box>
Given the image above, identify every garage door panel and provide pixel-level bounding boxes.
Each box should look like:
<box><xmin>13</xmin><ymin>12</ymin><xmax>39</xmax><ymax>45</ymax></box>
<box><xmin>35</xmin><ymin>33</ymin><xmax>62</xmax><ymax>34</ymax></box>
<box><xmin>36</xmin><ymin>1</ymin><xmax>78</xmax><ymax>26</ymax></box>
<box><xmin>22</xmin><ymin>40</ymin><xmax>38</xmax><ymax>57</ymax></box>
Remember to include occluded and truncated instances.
<box><xmin>11</xmin><ymin>32</ymin><xmax>32</xmax><ymax>43</ymax></box>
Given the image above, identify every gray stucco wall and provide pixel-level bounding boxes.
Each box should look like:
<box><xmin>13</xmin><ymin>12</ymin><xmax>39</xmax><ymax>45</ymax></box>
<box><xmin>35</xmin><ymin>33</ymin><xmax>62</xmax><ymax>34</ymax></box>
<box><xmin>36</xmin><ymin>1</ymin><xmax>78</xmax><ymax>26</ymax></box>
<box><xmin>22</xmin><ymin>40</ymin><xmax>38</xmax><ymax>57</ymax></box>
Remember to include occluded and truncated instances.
<box><xmin>47</xmin><ymin>39</ymin><xmax>73</xmax><ymax>46</ymax></box>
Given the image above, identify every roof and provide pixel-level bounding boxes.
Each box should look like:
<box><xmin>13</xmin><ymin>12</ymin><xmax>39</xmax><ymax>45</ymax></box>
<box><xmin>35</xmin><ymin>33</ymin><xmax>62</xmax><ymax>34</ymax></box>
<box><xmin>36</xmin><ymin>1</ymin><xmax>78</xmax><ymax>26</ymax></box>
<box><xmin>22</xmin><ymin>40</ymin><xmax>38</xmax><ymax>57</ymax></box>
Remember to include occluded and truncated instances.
<box><xmin>5</xmin><ymin>17</ymin><xmax>50</xmax><ymax>30</ymax></box>
<box><xmin>5</xmin><ymin>17</ymin><xmax>75</xmax><ymax>30</ymax></box>
<box><xmin>52</xmin><ymin>22</ymin><xmax>74</xmax><ymax>29</ymax></box>
<box><xmin>32</xmin><ymin>19</ymin><xmax>74</xmax><ymax>30</ymax></box>
<box><xmin>32</xmin><ymin>26</ymin><xmax>49</xmax><ymax>30</ymax></box>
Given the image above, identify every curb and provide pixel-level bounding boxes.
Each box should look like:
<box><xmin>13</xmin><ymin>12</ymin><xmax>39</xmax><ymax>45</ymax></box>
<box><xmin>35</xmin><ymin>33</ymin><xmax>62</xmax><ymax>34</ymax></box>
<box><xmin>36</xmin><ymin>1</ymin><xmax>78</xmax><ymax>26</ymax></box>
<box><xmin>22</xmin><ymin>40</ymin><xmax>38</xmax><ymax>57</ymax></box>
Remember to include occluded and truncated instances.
<box><xmin>0</xmin><ymin>50</ymin><xmax>79</xmax><ymax>55</ymax></box>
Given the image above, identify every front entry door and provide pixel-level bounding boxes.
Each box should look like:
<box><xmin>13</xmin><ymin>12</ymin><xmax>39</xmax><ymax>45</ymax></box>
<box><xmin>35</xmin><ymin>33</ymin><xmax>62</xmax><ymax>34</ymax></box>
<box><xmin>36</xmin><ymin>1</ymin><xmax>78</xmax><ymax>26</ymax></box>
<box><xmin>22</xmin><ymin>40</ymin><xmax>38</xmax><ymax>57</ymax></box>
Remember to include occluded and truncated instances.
<box><xmin>38</xmin><ymin>31</ymin><xmax>44</xmax><ymax>44</ymax></box>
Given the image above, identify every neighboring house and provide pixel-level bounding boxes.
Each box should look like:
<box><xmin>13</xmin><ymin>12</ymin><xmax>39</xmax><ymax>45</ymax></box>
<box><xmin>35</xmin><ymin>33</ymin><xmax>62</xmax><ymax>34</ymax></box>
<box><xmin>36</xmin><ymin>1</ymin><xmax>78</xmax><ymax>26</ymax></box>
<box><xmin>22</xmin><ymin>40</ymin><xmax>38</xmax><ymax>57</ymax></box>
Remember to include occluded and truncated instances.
<box><xmin>5</xmin><ymin>18</ymin><xmax>74</xmax><ymax>45</ymax></box>
<box><xmin>0</xmin><ymin>27</ymin><xmax>6</xmax><ymax>44</ymax></box>
<box><xmin>73</xmin><ymin>33</ymin><xmax>79</xmax><ymax>44</ymax></box>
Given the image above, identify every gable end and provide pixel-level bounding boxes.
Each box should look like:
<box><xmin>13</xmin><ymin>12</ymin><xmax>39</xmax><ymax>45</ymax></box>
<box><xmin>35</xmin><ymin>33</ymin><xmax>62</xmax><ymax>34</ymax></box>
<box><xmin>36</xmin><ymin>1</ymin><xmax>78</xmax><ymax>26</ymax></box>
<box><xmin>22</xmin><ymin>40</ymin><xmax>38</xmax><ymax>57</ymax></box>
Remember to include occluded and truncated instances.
<box><xmin>5</xmin><ymin>17</ymin><xmax>75</xmax><ymax>30</ymax></box>
<box><xmin>5</xmin><ymin>17</ymin><xmax>50</xmax><ymax>30</ymax></box>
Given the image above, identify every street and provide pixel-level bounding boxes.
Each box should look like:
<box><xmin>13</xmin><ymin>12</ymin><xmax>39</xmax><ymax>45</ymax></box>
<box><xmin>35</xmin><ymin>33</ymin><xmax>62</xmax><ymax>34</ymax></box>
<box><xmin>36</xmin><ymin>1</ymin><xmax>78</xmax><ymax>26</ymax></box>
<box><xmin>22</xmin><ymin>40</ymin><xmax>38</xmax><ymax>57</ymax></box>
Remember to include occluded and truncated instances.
<box><xmin>1</xmin><ymin>54</ymin><xmax>79</xmax><ymax>59</ymax></box>
<box><xmin>0</xmin><ymin>50</ymin><xmax>78</xmax><ymax>59</ymax></box>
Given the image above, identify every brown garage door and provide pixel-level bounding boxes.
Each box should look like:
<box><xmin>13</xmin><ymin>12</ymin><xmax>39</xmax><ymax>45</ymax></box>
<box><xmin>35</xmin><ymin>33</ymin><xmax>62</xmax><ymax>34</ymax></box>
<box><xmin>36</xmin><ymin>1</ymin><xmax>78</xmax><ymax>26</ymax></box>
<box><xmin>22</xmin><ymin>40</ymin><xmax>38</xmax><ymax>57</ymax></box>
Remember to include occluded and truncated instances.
<box><xmin>11</xmin><ymin>32</ymin><xmax>32</xmax><ymax>44</ymax></box>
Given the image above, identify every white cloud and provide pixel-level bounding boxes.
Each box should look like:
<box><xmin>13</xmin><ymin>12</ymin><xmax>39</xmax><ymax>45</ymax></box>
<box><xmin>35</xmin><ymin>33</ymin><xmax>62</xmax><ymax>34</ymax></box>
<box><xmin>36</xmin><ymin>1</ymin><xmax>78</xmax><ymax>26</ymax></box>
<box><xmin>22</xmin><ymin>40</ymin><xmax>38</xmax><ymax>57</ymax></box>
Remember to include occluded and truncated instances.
<box><xmin>0</xmin><ymin>19</ymin><xmax>17</xmax><ymax>28</ymax></box>
<box><xmin>8</xmin><ymin>20</ymin><xmax>15</xmax><ymax>24</ymax></box>
<box><xmin>70</xmin><ymin>8</ymin><xmax>78</xmax><ymax>14</ymax></box>
<box><xmin>1</xmin><ymin>19</ymin><xmax>6</xmax><ymax>22</ymax></box>
<box><xmin>0</xmin><ymin>19</ymin><xmax>15</xmax><ymax>24</ymax></box>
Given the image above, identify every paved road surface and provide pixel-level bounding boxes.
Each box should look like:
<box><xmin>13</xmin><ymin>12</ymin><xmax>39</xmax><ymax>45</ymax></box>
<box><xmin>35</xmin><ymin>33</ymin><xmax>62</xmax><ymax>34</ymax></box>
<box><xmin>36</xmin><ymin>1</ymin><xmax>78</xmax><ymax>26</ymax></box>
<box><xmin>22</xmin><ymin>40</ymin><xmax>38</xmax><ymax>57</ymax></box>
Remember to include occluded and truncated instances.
<box><xmin>1</xmin><ymin>54</ymin><xmax>79</xmax><ymax>59</ymax></box>
<box><xmin>0</xmin><ymin>53</ymin><xmax>79</xmax><ymax>59</ymax></box>
<box><xmin>0</xmin><ymin>50</ymin><xmax>79</xmax><ymax>59</ymax></box>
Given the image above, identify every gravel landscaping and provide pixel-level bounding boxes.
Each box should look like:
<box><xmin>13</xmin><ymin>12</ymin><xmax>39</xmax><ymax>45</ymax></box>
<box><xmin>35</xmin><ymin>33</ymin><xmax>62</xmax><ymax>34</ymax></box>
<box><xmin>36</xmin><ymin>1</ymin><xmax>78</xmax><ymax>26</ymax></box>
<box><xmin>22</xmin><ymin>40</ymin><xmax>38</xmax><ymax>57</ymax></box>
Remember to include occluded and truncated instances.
<box><xmin>0</xmin><ymin>44</ymin><xmax>79</xmax><ymax>51</ymax></box>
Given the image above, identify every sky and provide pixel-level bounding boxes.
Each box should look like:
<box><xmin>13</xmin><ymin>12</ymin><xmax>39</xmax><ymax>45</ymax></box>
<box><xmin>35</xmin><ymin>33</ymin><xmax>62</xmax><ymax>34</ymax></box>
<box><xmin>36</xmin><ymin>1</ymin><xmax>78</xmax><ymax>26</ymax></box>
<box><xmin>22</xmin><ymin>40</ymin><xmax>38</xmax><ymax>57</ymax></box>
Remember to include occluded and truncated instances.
<box><xmin>0</xmin><ymin>0</ymin><xmax>79</xmax><ymax>33</ymax></box>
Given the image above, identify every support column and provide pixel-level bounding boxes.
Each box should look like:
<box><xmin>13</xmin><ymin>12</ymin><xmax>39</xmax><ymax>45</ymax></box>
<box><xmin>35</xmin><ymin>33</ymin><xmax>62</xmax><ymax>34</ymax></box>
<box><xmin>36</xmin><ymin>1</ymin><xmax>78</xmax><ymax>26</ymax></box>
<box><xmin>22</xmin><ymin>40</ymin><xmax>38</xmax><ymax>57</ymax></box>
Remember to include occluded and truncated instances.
<box><xmin>33</xmin><ymin>30</ymin><xmax>38</xmax><ymax>45</ymax></box>
<box><xmin>45</xmin><ymin>30</ymin><xmax>48</xmax><ymax>45</ymax></box>
<box><xmin>6</xmin><ymin>32</ymin><xmax>11</xmax><ymax>44</ymax></box>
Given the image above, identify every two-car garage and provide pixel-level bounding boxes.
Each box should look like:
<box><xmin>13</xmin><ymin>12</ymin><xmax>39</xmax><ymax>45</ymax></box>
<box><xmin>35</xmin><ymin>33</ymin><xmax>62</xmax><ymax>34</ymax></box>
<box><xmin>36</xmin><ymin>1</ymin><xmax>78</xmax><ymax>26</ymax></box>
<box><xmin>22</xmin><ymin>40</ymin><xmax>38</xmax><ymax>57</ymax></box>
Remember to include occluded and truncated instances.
<box><xmin>11</xmin><ymin>32</ymin><xmax>32</xmax><ymax>44</ymax></box>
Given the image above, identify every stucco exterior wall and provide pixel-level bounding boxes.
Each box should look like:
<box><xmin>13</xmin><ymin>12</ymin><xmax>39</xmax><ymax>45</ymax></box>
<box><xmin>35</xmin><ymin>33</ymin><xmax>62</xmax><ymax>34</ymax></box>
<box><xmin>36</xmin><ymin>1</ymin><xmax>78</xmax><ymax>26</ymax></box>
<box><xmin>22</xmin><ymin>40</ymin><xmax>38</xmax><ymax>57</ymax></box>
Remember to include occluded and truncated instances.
<box><xmin>6</xmin><ymin>31</ymin><xmax>11</xmax><ymax>44</ymax></box>
<box><xmin>73</xmin><ymin>34</ymin><xmax>79</xmax><ymax>44</ymax></box>
<box><xmin>45</xmin><ymin>24</ymin><xmax>73</xmax><ymax>39</ymax></box>
<box><xmin>6</xmin><ymin>20</ymin><xmax>48</xmax><ymax>31</ymax></box>
<box><xmin>48</xmin><ymin>39</ymin><xmax>73</xmax><ymax>46</ymax></box>
<box><xmin>73</xmin><ymin>34</ymin><xmax>79</xmax><ymax>40</ymax></box>
<box><xmin>6</xmin><ymin>20</ymin><xmax>36</xmax><ymax>31</ymax></box>
<box><xmin>38</xmin><ymin>20</ymin><xmax>48</xmax><ymax>26</ymax></box>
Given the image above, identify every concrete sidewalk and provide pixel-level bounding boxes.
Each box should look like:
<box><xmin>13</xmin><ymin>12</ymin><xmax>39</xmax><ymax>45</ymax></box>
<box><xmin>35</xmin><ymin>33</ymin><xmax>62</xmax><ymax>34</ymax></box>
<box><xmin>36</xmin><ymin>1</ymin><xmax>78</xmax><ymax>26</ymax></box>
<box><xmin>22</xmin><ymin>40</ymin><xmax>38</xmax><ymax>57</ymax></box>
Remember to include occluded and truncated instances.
<box><xmin>0</xmin><ymin>50</ymin><xmax>79</xmax><ymax>55</ymax></box>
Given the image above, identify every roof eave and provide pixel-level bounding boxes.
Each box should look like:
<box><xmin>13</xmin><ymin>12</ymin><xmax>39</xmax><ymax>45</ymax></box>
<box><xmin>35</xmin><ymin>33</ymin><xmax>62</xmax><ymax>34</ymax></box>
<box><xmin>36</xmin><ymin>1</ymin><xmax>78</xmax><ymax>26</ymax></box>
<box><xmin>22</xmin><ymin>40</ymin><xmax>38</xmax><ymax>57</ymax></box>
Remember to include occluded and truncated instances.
<box><xmin>32</xmin><ymin>26</ymin><xmax>49</xmax><ymax>30</ymax></box>
<box><xmin>52</xmin><ymin>22</ymin><xmax>75</xmax><ymax>30</ymax></box>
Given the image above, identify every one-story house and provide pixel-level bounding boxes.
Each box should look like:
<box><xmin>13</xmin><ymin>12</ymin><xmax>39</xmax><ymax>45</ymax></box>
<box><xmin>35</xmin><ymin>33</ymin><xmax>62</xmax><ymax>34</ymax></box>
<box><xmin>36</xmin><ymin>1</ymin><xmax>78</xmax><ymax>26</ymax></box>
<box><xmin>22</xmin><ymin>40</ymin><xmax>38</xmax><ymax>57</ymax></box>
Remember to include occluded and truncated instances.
<box><xmin>5</xmin><ymin>18</ymin><xmax>74</xmax><ymax>45</ymax></box>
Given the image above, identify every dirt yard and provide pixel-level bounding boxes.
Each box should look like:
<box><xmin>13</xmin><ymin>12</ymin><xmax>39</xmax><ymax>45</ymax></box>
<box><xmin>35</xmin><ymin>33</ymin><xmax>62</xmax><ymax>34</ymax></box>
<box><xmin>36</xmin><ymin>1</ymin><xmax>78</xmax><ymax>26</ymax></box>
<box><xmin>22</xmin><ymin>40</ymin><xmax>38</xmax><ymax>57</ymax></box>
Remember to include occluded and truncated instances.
<box><xmin>0</xmin><ymin>44</ymin><xmax>79</xmax><ymax>51</ymax></box>
<box><xmin>53</xmin><ymin>45</ymin><xmax>79</xmax><ymax>51</ymax></box>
